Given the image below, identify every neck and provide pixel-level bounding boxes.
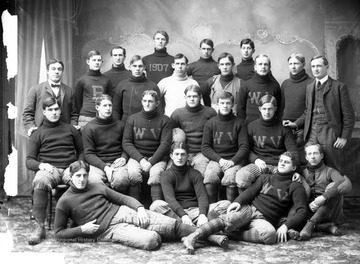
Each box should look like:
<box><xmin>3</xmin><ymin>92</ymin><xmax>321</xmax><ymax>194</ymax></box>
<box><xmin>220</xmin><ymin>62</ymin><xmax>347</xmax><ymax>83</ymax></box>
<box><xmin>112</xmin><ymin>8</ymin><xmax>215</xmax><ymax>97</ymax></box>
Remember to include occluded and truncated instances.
<box><xmin>185</xmin><ymin>103</ymin><xmax>202</xmax><ymax>113</ymax></box>
<box><xmin>142</xmin><ymin>108</ymin><xmax>158</xmax><ymax>119</ymax></box>
<box><xmin>218</xmin><ymin>110</ymin><xmax>234</xmax><ymax>121</ymax></box>
<box><xmin>171</xmin><ymin>163</ymin><xmax>188</xmax><ymax>173</ymax></box>
<box><xmin>113</xmin><ymin>64</ymin><xmax>125</xmax><ymax>70</ymax></box>
<box><xmin>307</xmin><ymin>160</ymin><xmax>324</xmax><ymax>172</ymax></box>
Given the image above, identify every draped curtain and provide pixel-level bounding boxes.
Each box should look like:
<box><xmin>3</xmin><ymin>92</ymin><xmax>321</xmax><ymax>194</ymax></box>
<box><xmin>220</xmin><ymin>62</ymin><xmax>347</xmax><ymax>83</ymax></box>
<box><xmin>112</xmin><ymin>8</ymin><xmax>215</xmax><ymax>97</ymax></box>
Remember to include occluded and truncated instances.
<box><xmin>16</xmin><ymin>0</ymin><xmax>75</xmax><ymax>195</ymax></box>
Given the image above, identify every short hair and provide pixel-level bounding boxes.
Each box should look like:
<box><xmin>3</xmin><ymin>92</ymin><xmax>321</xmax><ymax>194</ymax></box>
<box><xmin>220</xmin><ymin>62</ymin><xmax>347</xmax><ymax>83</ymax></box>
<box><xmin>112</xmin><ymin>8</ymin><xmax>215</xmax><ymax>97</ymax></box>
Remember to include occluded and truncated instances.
<box><xmin>95</xmin><ymin>94</ymin><xmax>112</xmax><ymax>106</ymax></box>
<box><xmin>255</xmin><ymin>54</ymin><xmax>271</xmax><ymax>66</ymax></box>
<box><xmin>304</xmin><ymin>142</ymin><xmax>324</xmax><ymax>155</ymax></box>
<box><xmin>217</xmin><ymin>52</ymin><xmax>235</xmax><ymax>64</ymax></box>
<box><xmin>129</xmin><ymin>55</ymin><xmax>144</xmax><ymax>66</ymax></box>
<box><xmin>218</xmin><ymin>91</ymin><xmax>234</xmax><ymax>103</ymax></box>
<box><xmin>47</xmin><ymin>59</ymin><xmax>64</xmax><ymax>71</ymax></box>
<box><xmin>42</xmin><ymin>97</ymin><xmax>60</xmax><ymax>110</ymax></box>
<box><xmin>87</xmin><ymin>50</ymin><xmax>101</xmax><ymax>60</ymax></box>
<box><xmin>199</xmin><ymin>39</ymin><xmax>214</xmax><ymax>49</ymax></box>
<box><xmin>170</xmin><ymin>141</ymin><xmax>189</xmax><ymax>154</ymax></box>
<box><xmin>287</xmin><ymin>53</ymin><xmax>305</xmax><ymax>64</ymax></box>
<box><xmin>142</xmin><ymin>90</ymin><xmax>160</xmax><ymax>102</ymax></box>
<box><xmin>174</xmin><ymin>53</ymin><xmax>188</xmax><ymax>64</ymax></box>
<box><xmin>153</xmin><ymin>30</ymin><xmax>169</xmax><ymax>44</ymax></box>
<box><xmin>69</xmin><ymin>160</ymin><xmax>90</xmax><ymax>176</ymax></box>
<box><xmin>110</xmin><ymin>46</ymin><xmax>126</xmax><ymax>57</ymax></box>
<box><xmin>240</xmin><ymin>38</ymin><xmax>255</xmax><ymax>49</ymax></box>
<box><xmin>184</xmin><ymin>85</ymin><xmax>201</xmax><ymax>96</ymax></box>
<box><xmin>311</xmin><ymin>55</ymin><xmax>329</xmax><ymax>66</ymax></box>
<box><xmin>280</xmin><ymin>151</ymin><xmax>298</xmax><ymax>168</ymax></box>
<box><xmin>258</xmin><ymin>94</ymin><xmax>277</xmax><ymax>107</ymax></box>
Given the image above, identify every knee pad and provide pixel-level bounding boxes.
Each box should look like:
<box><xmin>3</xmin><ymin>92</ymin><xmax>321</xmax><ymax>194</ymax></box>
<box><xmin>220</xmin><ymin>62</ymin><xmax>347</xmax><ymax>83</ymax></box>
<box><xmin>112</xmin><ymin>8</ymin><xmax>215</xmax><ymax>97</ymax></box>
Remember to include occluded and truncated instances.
<box><xmin>221</xmin><ymin>205</ymin><xmax>252</xmax><ymax>232</ymax></box>
<box><xmin>203</xmin><ymin>171</ymin><xmax>221</xmax><ymax>185</ymax></box>
<box><xmin>142</xmin><ymin>232</ymin><xmax>162</xmax><ymax>251</ymax></box>
<box><xmin>236</xmin><ymin>167</ymin><xmax>257</xmax><ymax>188</ymax></box>
<box><xmin>260</xmin><ymin>230</ymin><xmax>276</xmax><ymax>245</ymax></box>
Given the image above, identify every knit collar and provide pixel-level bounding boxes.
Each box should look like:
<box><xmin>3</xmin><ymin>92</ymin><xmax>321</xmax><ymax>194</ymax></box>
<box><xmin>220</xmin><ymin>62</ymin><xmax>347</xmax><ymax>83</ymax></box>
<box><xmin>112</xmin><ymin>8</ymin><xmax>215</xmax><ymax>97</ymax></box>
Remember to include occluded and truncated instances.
<box><xmin>217</xmin><ymin>110</ymin><xmax>234</xmax><ymax>121</ymax></box>
<box><xmin>94</xmin><ymin>115</ymin><xmax>114</xmax><ymax>125</ymax></box>
<box><xmin>130</xmin><ymin>73</ymin><xmax>147</xmax><ymax>82</ymax></box>
<box><xmin>307</xmin><ymin>160</ymin><xmax>324</xmax><ymax>173</ymax></box>
<box><xmin>111</xmin><ymin>64</ymin><xmax>126</xmax><ymax>71</ymax></box>
<box><xmin>241</xmin><ymin>57</ymin><xmax>254</xmax><ymax>65</ymax></box>
<box><xmin>220</xmin><ymin>73</ymin><xmax>234</xmax><ymax>82</ymax></box>
<box><xmin>141</xmin><ymin>108</ymin><xmax>158</xmax><ymax>119</ymax></box>
<box><xmin>276</xmin><ymin>170</ymin><xmax>295</xmax><ymax>179</ymax></box>
<box><xmin>253</xmin><ymin>72</ymin><xmax>271</xmax><ymax>83</ymax></box>
<box><xmin>171</xmin><ymin>163</ymin><xmax>188</xmax><ymax>174</ymax></box>
<box><xmin>259</xmin><ymin>115</ymin><xmax>278</xmax><ymax>126</ymax></box>
<box><xmin>185</xmin><ymin>103</ymin><xmax>203</xmax><ymax>113</ymax></box>
<box><xmin>153</xmin><ymin>48</ymin><xmax>169</xmax><ymax>57</ymax></box>
<box><xmin>289</xmin><ymin>69</ymin><xmax>308</xmax><ymax>83</ymax></box>
<box><xmin>171</xmin><ymin>73</ymin><xmax>188</xmax><ymax>81</ymax></box>
<box><xmin>69</xmin><ymin>181</ymin><xmax>89</xmax><ymax>193</ymax></box>
<box><xmin>87</xmin><ymin>69</ymin><xmax>102</xmax><ymax>76</ymax></box>
<box><xmin>42</xmin><ymin>117</ymin><xmax>61</xmax><ymax>128</ymax></box>
<box><xmin>199</xmin><ymin>57</ymin><xmax>214</xmax><ymax>63</ymax></box>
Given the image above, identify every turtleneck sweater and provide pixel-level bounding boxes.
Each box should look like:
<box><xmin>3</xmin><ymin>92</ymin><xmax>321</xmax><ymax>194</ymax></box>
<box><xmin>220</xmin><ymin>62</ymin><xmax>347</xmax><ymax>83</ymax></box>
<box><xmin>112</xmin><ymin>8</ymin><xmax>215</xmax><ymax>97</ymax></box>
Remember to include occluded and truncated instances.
<box><xmin>123</xmin><ymin>108</ymin><xmax>172</xmax><ymax>165</ymax></box>
<box><xmin>112</xmin><ymin>73</ymin><xmax>162</xmax><ymax>122</ymax></box>
<box><xmin>202</xmin><ymin>111</ymin><xmax>249</xmax><ymax>164</ymax></box>
<box><xmin>143</xmin><ymin>48</ymin><xmax>174</xmax><ymax>84</ymax></box>
<box><xmin>235</xmin><ymin>58</ymin><xmax>255</xmax><ymax>81</ymax></box>
<box><xmin>171</xmin><ymin>104</ymin><xmax>216</xmax><ymax>154</ymax></box>
<box><xmin>280</xmin><ymin>69</ymin><xmax>313</xmax><ymax>121</ymax></box>
<box><xmin>26</xmin><ymin>118</ymin><xmax>83</xmax><ymax>170</ymax></box>
<box><xmin>158</xmin><ymin>73</ymin><xmax>200</xmax><ymax>117</ymax></box>
<box><xmin>234</xmin><ymin>171</ymin><xmax>307</xmax><ymax>229</ymax></box>
<box><xmin>103</xmin><ymin>64</ymin><xmax>130</xmax><ymax>95</ymax></box>
<box><xmin>54</xmin><ymin>182</ymin><xmax>143</xmax><ymax>239</ymax></box>
<box><xmin>82</xmin><ymin>116</ymin><xmax>127</xmax><ymax>170</ymax></box>
<box><xmin>74</xmin><ymin>69</ymin><xmax>112</xmax><ymax>117</ymax></box>
<box><xmin>237</xmin><ymin>72</ymin><xmax>281</xmax><ymax>124</ymax></box>
<box><xmin>161</xmin><ymin>164</ymin><xmax>209</xmax><ymax>217</ymax></box>
<box><xmin>187</xmin><ymin>57</ymin><xmax>220</xmax><ymax>92</ymax></box>
<box><xmin>247</xmin><ymin>116</ymin><xmax>299</xmax><ymax>165</ymax></box>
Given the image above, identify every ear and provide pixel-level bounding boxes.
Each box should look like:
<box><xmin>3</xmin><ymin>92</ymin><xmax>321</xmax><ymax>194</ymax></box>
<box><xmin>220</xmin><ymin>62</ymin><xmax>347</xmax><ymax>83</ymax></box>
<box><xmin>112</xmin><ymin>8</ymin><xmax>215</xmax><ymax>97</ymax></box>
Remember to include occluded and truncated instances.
<box><xmin>320</xmin><ymin>152</ymin><xmax>324</xmax><ymax>160</ymax></box>
<box><xmin>86</xmin><ymin>59</ymin><xmax>90</xmax><ymax>65</ymax></box>
<box><xmin>172</xmin><ymin>63</ymin><xmax>175</xmax><ymax>69</ymax></box>
<box><xmin>95</xmin><ymin>105</ymin><xmax>99</xmax><ymax>111</ymax></box>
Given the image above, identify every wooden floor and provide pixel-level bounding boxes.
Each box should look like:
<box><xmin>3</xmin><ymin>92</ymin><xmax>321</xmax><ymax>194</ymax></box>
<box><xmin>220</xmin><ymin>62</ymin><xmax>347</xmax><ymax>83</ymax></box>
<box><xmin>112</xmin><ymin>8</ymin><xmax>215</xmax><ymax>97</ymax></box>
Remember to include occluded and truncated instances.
<box><xmin>1</xmin><ymin>196</ymin><xmax>360</xmax><ymax>264</ymax></box>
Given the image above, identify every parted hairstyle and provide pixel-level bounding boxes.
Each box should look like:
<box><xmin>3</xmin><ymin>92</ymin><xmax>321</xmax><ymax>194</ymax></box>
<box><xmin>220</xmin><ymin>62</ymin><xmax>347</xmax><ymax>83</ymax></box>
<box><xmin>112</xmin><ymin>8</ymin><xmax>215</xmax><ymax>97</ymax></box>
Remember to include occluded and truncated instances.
<box><xmin>42</xmin><ymin>97</ymin><xmax>61</xmax><ymax>110</ymax></box>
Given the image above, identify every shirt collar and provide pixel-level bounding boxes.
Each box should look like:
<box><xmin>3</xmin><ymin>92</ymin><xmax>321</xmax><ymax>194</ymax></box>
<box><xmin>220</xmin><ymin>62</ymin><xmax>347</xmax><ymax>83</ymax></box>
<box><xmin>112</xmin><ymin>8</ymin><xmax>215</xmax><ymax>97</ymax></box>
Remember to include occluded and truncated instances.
<box><xmin>316</xmin><ymin>75</ymin><xmax>328</xmax><ymax>85</ymax></box>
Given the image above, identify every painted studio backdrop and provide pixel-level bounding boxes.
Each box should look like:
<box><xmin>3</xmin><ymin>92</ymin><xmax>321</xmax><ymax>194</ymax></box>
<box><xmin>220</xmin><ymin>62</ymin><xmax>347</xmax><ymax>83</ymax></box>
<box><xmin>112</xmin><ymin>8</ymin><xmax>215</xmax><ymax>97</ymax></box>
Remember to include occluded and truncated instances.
<box><xmin>14</xmin><ymin>0</ymin><xmax>360</xmax><ymax>195</ymax></box>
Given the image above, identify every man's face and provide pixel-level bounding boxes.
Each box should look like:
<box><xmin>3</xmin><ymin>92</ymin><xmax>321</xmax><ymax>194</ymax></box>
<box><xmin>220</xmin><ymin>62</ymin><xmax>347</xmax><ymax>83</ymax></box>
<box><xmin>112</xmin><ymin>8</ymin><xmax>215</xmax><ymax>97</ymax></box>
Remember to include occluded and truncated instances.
<box><xmin>200</xmin><ymin>43</ymin><xmax>213</xmax><ymax>59</ymax></box>
<box><xmin>311</xmin><ymin>58</ymin><xmax>328</xmax><ymax>80</ymax></box>
<box><xmin>87</xmin><ymin>55</ymin><xmax>102</xmax><ymax>71</ymax></box>
<box><xmin>172</xmin><ymin>57</ymin><xmax>187</xmax><ymax>77</ymax></box>
<box><xmin>130</xmin><ymin>60</ymin><xmax>145</xmax><ymax>77</ymax></box>
<box><xmin>288</xmin><ymin>57</ymin><xmax>304</xmax><ymax>75</ymax></box>
<box><xmin>254</xmin><ymin>56</ymin><xmax>270</xmax><ymax>76</ymax></box>
<box><xmin>71</xmin><ymin>168</ymin><xmax>89</xmax><ymax>190</ymax></box>
<box><xmin>43</xmin><ymin>103</ymin><xmax>61</xmax><ymax>123</ymax></box>
<box><xmin>142</xmin><ymin>94</ymin><xmax>159</xmax><ymax>112</ymax></box>
<box><xmin>241</xmin><ymin>44</ymin><xmax>254</xmax><ymax>60</ymax></box>
<box><xmin>277</xmin><ymin>155</ymin><xmax>296</xmax><ymax>174</ymax></box>
<box><xmin>218</xmin><ymin>98</ymin><xmax>233</xmax><ymax>115</ymax></box>
<box><xmin>47</xmin><ymin>62</ymin><xmax>63</xmax><ymax>83</ymax></box>
<box><xmin>218</xmin><ymin>57</ymin><xmax>234</xmax><ymax>76</ymax></box>
<box><xmin>154</xmin><ymin>33</ymin><xmax>167</xmax><ymax>50</ymax></box>
<box><xmin>111</xmin><ymin>48</ymin><xmax>126</xmax><ymax>67</ymax></box>
<box><xmin>305</xmin><ymin>145</ymin><xmax>324</xmax><ymax>166</ymax></box>
<box><xmin>96</xmin><ymin>99</ymin><xmax>112</xmax><ymax>119</ymax></box>
<box><xmin>185</xmin><ymin>90</ymin><xmax>201</xmax><ymax>108</ymax></box>
<box><xmin>170</xmin><ymin>148</ymin><xmax>188</xmax><ymax>167</ymax></box>
<box><xmin>259</xmin><ymin>102</ymin><xmax>276</xmax><ymax>121</ymax></box>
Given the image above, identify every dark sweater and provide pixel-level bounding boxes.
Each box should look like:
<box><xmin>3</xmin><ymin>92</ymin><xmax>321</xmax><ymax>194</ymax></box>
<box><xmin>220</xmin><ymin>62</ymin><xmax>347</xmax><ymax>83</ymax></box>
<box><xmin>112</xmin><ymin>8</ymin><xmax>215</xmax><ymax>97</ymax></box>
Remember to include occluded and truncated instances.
<box><xmin>82</xmin><ymin>116</ymin><xmax>127</xmax><ymax>170</ymax></box>
<box><xmin>123</xmin><ymin>109</ymin><xmax>172</xmax><ymax>165</ymax></box>
<box><xmin>112</xmin><ymin>74</ymin><xmax>162</xmax><ymax>122</ymax></box>
<box><xmin>171</xmin><ymin>104</ymin><xmax>217</xmax><ymax>154</ymax></box>
<box><xmin>247</xmin><ymin>116</ymin><xmax>299</xmax><ymax>165</ymax></box>
<box><xmin>74</xmin><ymin>70</ymin><xmax>112</xmax><ymax>117</ymax></box>
<box><xmin>103</xmin><ymin>64</ymin><xmax>130</xmax><ymax>96</ymax></box>
<box><xmin>202</xmin><ymin>111</ymin><xmax>249</xmax><ymax>164</ymax></box>
<box><xmin>187</xmin><ymin>57</ymin><xmax>220</xmax><ymax>92</ymax></box>
<box><xmin>26</xmin><ymin>118</ymin><xmax>83</xmax><ymax>170</ymax></box>
<box><xmin>280</xmin><ymin>69</ymin><xmax>313</xmax><ymax>121</ymax></box>
<box><xmin>234</xmin><ymin>172</ymin><xmax>307</xmax><ymax>229</ymax></box>
<box><xmin>237</xmin><ymin>73</ymin><xmax>281</xmax><ymax>124</ymax></box>
<box><xmin>235</xmin><ymin>58</ymin><xmax>255</xmax><ymax>81</ymax></box>
<box><xmin>54</xmin><ymin>182</ymin><xmax>143</xmax><ymax>239</ymax></box>
<box><xmin>143</xmin><ymin>48</ymin><xmax>174</xmax><ymax>84</ymax></box>
<box><xmin>161</xmin><ymin>164</ymin><xmax>209</xmax><ymax>218</ymax></box>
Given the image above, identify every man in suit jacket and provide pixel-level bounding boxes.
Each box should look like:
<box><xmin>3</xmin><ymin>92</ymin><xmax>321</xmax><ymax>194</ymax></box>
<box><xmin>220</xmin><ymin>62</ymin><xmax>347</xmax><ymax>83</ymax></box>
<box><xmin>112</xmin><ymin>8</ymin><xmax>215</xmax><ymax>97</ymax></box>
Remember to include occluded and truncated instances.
<box><xmin>22</xmin><ymin>58</ymin><xmax>78</xmax><ymax>136</ymax></box>
<box><xmin>286</xmin><ymin>55</ymin><xmax>354</xmax><ymax>174</ymax></box>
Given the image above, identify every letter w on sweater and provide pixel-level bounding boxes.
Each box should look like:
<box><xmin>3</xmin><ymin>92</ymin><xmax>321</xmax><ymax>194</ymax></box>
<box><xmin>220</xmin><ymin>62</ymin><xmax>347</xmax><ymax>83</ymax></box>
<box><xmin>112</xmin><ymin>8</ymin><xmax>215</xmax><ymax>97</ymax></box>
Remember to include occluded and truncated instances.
<box><xmin>261</xmin><ymin>182</ymin><xmax>290</xmax><ymax>201</ymax></box>
<box><xmin>213</xmin><ymin>132</ymin><xmax>235</xmax><ymax>144</ymax></box>
<box><xmin>133</xmin><ymin>127</ymin><xmax>160</xmax><ymax>140</ymax></box>
<box><xmin>253</xmin><ymin>136</ymin><xmax>282</xmax><ymax>148</ymax></box>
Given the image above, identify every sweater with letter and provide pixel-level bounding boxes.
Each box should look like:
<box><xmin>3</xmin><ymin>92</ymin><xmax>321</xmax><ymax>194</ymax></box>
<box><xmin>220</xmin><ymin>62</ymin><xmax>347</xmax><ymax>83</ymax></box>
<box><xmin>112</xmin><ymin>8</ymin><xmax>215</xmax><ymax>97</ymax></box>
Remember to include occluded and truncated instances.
<box><xmin>143</xmin><ymin>48</ymin><xmax>174</xmax><ymax>84</ymax></box>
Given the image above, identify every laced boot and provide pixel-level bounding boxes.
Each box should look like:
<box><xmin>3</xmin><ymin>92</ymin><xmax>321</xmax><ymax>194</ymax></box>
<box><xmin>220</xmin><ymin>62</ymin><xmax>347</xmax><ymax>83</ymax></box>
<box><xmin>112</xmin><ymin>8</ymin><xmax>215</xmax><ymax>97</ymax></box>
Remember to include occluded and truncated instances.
<box><xmin>207</xmin><ymin>234</ymin><xmax>229</xmax><ymax>248</ymax></box>
<box><xmin>316</xmin><ymin>222</ymin><xmax>342</xmax><ymax>236</ymax></box>
<box><xmin>299</xmin><ymin>219</ymin><xmax>316</xmax><ymax>241</ymax></box>
<box><xmin>181</xmin><ymin>231</ymin><xmax>201</xmax><ymax>254</ymax></box>
<box><xmin>28</xmin><ymin>219</ymin><xmax>46</xmax><ymax>245</ymax></box>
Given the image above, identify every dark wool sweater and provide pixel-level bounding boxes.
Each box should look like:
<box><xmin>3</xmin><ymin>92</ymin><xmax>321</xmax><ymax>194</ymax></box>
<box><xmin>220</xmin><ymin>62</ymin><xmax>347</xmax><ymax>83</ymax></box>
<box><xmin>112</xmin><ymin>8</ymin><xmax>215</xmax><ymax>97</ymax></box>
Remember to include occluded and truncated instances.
<box><xmin>123</xmin><ymin>108</ymin><xmax>172</xmax><ymax>165</ymax></box>
<box><xmin>171</xmin><ymin>104</ymin><xmax>217</xmax><ymax>154</ymax></box>
<box><xmin>74</xmin><ymin>70</ymin><xmax>112</xmax><ymax>117</ymax></box>
<box><xmin>187</xmin><ymin>57</ymin><xmax>220</xmax><ymax>92</ymax></box>
<box><xmin>247</xmin><ymin>116</ymin><xmax>299</xmax><ymax>165</ymax></box>
<box><xmin>235</xmin><ymin>58</ymin><xmax>255</xmax><ymax>81</ymax></box>
<box><xmin>143</xmin><ymin>48</ymin><xmax>174</xmax><ymax>84</ymax></box>
<box><xmin>203</xmin><ymin>74</ymin><xmax>239</xmax><ymax>107</ymax></box>
<box><xmin>161</xmin><ymin>164</ymin><xmax>209</xmax><ymax>218</ymax></box>
<box><xmin>234</xmin><ymin>172</ymin><xmax>307</xmax><ymax>229</ymax></box>
<box><xmin>103</xmin><ymin>65</ymin><xmax>130</xmax><ymax>96</ymax></box>
<box><xmin>82</xmin><ymin>116</ymin><xmax>127</xmax><ymax>170</ymax></box>
<box><xmin>54</xmin><ymin>182</ymin><xmax>143</xmax><ymax>239</ymax></box>
<box><xmin>202</xmin><ymin>111</ymin><xmax>249</xmax><ymax>164</ymax></box>
<box><xmin>26</xmin><ymin>118</ymin><xmax>83</xmax><ymax>170</ymax></box>
<box><xmin>280</xmin><ymin>69</ymin><xmax>313</xmax><ymax>121</ymax></box>
<box><xmin>237</xmin><ymin>72</ymin><xmax>281</xmax><ymax>124</ymax></box>
<box><xmin>112</xmin><ymin>74</ymin><xmax>163</xmax><ymax>122</ymax></box>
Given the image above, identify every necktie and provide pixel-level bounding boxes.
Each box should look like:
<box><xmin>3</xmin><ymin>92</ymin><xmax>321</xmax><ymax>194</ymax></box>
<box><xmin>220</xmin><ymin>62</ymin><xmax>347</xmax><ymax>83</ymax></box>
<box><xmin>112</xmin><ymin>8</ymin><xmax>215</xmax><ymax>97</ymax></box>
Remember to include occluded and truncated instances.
<box><xmin>316</xmin><ymin>81</ymin><xmax>321</xmax><ymax>89</ymax></box>
<box><xmin>51</xmin><ymin>83</ymin><xmax>60</xmax><ymax>88</ymax></box>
